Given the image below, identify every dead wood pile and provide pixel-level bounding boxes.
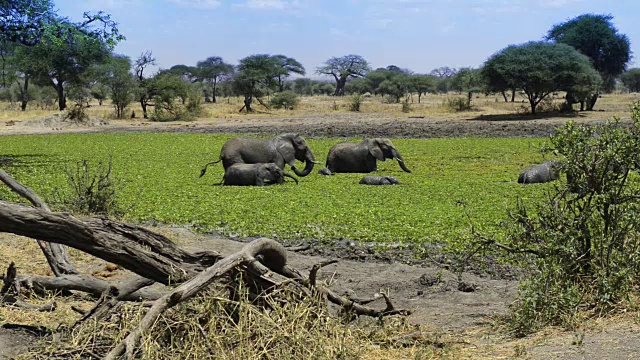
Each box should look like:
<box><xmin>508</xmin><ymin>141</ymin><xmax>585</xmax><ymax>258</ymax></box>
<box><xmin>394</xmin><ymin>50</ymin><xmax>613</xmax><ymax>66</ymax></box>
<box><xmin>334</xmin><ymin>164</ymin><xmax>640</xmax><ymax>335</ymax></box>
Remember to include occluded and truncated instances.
<box><xmin>0</xmin><ymin>169</ymin><xmax>410</xmax><ymax>359</ymax></box>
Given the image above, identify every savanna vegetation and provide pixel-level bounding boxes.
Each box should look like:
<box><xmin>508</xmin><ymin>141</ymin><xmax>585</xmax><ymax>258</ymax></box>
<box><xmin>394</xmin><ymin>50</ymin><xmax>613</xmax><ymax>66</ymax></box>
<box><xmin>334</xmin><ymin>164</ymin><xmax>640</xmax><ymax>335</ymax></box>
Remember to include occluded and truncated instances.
<box><xmin>2</xmin><ymin>1</ymin><xmax>640</xmax><ymax>359</ymax></box>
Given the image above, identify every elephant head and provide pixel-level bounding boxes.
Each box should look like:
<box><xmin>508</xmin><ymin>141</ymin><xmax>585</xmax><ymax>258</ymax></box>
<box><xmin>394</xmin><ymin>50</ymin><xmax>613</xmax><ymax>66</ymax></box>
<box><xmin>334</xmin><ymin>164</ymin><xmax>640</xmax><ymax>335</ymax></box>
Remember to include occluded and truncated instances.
<box><xmin>364</xmin><ymin>138</ymin><xmax>412</xmax><ymax>173</ymax></box>
<box><xmin>275</xmin><ymin>133</ymin><xmax>317</xmax><ymax>177</ymax></box>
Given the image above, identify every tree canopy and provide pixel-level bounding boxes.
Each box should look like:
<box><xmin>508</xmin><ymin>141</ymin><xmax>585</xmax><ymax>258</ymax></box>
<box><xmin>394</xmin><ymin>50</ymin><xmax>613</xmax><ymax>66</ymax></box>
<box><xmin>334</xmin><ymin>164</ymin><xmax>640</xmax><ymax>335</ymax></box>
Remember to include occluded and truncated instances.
<box><xmin>316</xmin><ymin>55</ymin><xmax>370</xmax><ymax>96</ymax></box>
<box><xmin>546</xmin><ymin>14</ymin><xmax>630</xmax><ymax>109</ymax></box>
<box><xmin>483</xmin><ymin>41</ymin><xmax>600</xmax><ymax>114</ymax></box>
<box><xmin>621</xmin><ymin>69</ymin><xmax>640</xmax><ymax>93</ymax></box>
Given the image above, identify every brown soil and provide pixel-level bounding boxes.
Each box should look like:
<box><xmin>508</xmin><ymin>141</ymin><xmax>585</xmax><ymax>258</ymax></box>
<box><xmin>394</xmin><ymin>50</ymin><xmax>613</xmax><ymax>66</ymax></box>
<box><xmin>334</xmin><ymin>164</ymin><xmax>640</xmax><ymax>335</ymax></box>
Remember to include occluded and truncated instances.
<box><xmin>2</xmin><ymin>111</ymin><xmax>640</xmax><ymax>358</ymax></box>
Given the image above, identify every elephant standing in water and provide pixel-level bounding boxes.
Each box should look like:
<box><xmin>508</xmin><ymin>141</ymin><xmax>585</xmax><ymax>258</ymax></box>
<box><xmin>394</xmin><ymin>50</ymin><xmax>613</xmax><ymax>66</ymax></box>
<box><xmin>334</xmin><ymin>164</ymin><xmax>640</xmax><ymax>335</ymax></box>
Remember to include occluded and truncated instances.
<box><xmin>320</xmin><ymin>138</ymin><xmax>412</xmax><ymax>174</ymax></box>
<box><xmin>518</xmin><ymin>161</ymin><xmax>559</xmax><ymax>184</ymax></box>
<box><xmin>200</xmin><ymin>133</ymin><xmax>317</xmax><ymax>178</ymax></box>
<box><xmin>222</xmin><ymin>163</ymin><xmax>298</xmax><ymax>186</ymax></box>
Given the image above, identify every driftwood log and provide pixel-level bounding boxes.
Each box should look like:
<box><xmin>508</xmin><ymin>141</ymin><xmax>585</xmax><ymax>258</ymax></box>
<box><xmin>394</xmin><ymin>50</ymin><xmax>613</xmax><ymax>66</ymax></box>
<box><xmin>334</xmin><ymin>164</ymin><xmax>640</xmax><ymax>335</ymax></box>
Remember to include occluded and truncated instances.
<box><xmin>0</xmin><ymin>168</ymin><xmax>410</xmax><ymax>359</ymax></box>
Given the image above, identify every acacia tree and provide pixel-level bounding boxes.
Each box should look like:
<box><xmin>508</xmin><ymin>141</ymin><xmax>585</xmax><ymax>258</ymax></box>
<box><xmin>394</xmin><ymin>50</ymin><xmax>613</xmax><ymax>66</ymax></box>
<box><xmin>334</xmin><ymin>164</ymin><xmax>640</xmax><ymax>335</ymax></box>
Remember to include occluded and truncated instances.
<box><xmin>546</xmin><ymin>14</ymin><xmax>631</xmax><ymax>110</ymax></box>
<box><xmin>621</xmin><ymin>69</ymin><xmax>640</xmax><ymax>93</ymax></box>
<box><xmin>233</xmin><ymin>54</ymin><xmax>279</xmax><ymax>113</ymax></box>
<box><xmin>483</xmin><ymin>41</ymin><xmax>600</xmax><ymax>115</ymax></box>
<box><xmin>450</xmin><ymin>68</ymin><xmax>485</xmax><ymax>107</ymax></box>
<box><xmin>316</xmin><ymin>55</ymin><xmax>370</xmax><ymax>96</ymax></box>
<box><xmin>97</xmin><ymin>54</ymin><xmax>136</xmax><ymax>118</ymax></box>
<box><xmin>272</xmin><ymin>55</ymin><xmax>305</xmax><ymax>92</ymax></box>
<box><xmin>410</xmin><ymin>75</ymin><xmax>436</xmax><ymax>103</ymax></box>
<box><xmin>196</xmin><ymin>56</ymin><xmax>233</xmax><ymax>103</ymax></box>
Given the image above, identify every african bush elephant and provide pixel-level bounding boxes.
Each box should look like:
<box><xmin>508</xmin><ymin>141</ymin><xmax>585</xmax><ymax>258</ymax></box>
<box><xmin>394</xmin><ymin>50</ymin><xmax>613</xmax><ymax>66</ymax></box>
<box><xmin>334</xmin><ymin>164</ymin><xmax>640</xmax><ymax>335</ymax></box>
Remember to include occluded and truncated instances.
<box><xmin>200</xmin><ymin>133</ymin><xmax>317</xmax><ymax>178</ymax></box>
<box><xmin>359</xmin><ymin>176</ymin><xmax>400</xmax><ymax>185</ymax></box>
<box><xmin>320</xmin><ymin>138</ymin><xmax>411</xmax><ymax>174</ymax></box>
<box><xmin>518</xmin><ymin>161</ymin><xmax>559</xmax><ymax>184</ymax></box>
<box><xmin>222</xmin><ymin>163</ymin><xmax>298</xmax><ymax>186</ymax></box>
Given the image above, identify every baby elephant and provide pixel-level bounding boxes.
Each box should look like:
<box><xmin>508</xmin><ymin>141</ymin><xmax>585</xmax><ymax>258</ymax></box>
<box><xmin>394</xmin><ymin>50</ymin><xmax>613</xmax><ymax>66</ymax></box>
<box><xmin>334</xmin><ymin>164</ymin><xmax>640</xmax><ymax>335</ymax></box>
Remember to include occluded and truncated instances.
<box><xmin>222</xmin><ymin>163</ymin><xmax>298</xmax><ymax>186</ymax></box>
<box><xmin>359</xmin><ymin>176</ymin><xmax>400</xmax><ymax>185</ymax></box>
<box><xmin>518</xmin><ymin>161</ymin><xmax>559</xmax><ymax>184</ymax></box>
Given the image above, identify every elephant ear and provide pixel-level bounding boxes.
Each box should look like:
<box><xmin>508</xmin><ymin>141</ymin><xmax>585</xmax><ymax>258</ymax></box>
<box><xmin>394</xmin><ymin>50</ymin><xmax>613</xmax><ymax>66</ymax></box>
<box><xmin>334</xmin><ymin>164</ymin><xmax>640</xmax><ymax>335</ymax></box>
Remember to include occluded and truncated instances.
<box><xmin>276</xmin><ymin>138</ymin><xmax>297</xmax><ymax>166</ymax></box>
<box><xmin>366</xmin><ymin>138</ymin><xmax>385</xmax><ymax>161</ymax></box>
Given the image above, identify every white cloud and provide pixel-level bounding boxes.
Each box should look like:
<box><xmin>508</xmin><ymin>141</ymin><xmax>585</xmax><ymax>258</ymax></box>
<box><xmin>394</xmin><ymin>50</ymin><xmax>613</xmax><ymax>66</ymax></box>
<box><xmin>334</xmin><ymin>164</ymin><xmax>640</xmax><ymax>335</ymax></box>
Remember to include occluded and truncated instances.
<box><xmin>168</xmin><ymin>0</ymin><xmax>222</xmax><ymax>9</ymax></box>
<box><xmin>241</xmin><ymin>0</ymin><xmax>287</xmax><ymax>10</ymax></box>
<box><xmin>540</xmin><ymin>0</ymin><xmax>584</xmax><ymax>8</ymax></box>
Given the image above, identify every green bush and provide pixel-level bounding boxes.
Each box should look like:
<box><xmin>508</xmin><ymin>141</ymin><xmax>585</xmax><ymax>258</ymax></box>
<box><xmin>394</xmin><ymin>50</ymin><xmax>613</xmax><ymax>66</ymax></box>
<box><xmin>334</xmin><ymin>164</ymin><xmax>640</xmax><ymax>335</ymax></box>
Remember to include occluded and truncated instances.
<box><xmin>445</xmin><ymin>97</ymin><xmax>471</xmax><ymax>112</ymax></box>
<box><xmin>270</xmin><ymin>91</ymin><xmax>300</xmax><ymax>110</ymax></box>
<box><xmin>349</xmin><ymin>94</ymin><xmax>362</xmax><ymax>112</ymax></box>
<box><xmin>485</xmin><ymin>103</ymin><xmax>640</xmax><ymax>336</ymax></box>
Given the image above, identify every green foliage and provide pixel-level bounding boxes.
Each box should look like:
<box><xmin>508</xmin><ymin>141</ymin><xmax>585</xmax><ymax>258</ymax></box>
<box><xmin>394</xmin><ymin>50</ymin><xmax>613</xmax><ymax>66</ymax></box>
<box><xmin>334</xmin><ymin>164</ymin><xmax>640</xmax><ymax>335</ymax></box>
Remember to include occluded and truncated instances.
<box><xmin>344</xmin><ymin>78</ymin><xmax>371</xmax><ymax>95</ymax></box>
<box><xmin>348</xmin><ymin>94</ymin><xmax>362</xmax><ymax>111</ymax></box>
<box><xmin>54</xmin><ymin>157</ymin><xmax>122</xmax><ymax>216</ymax></box>
<box><xmin>98</xmin><ymin>54</ymin><xmax>137</xmax><ymax>118</ymax></box>
<box><xmin>483</xmin><ymin>41</ymin><xmax>600</xmax><ymax>114</ymax></box>
<box><xmin>445</xmin><ymin>97</ymin><xmax>471</xmax><ymax>112</ymax></box>
<box><xmin>497</xmin><ymin>105</ymin><xmax>640</xmax><ymax>336</ymax></box>
<box><xmin>546</xmin><ymin>14</ymin><xmax>631</xmax><ymax>94</ymax></box>
<box><xmin>0</xmin><ymin>134</ymin><xmax>548</xmax><ymax>245</ymax></box>
<box><xmin>90</xmin><ymin>84</ymin><xmax>108</xmax><ymax>105</ymax></box>
<box><xmin>149</xmin><ymin>72</ymin><xmax>201</xmax><ymax>122</ymax></box>
<box><xmin>451</xmin><ymin>68</ymin><xmax>485</xmax><ymax>107</ymax></box>
<box><xmin>621</xmin><ymin>68</ymin><xmax>640</xmax><ymax>92</ymax></box>
<box><xmin>270</xmin><ymin>91</ymin><xmax>300</xmax><ymax>110</ymax></box>
<box><xmin>195</xmin><ymin>56</ymin><xmax>234</xmax><ymax>103</ymax></box>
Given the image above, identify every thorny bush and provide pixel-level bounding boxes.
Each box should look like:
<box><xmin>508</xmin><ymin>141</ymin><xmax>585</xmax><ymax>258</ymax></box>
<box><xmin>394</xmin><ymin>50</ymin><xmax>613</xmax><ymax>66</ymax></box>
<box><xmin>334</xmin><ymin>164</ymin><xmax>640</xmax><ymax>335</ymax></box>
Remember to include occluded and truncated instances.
<box><xmin>477</xmin><ymin>103</ymin><xmax>640</xmax><ymax>336</ymax></box>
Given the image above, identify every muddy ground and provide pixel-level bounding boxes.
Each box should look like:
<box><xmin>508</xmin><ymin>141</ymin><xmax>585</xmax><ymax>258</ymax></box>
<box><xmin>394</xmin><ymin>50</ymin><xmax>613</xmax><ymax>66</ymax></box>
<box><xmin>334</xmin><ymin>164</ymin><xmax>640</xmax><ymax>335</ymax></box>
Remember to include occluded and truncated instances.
<box><xmin>1</xmin><ymin>112</ymin><xmax>640</xmax><ymax>358</ymax></box>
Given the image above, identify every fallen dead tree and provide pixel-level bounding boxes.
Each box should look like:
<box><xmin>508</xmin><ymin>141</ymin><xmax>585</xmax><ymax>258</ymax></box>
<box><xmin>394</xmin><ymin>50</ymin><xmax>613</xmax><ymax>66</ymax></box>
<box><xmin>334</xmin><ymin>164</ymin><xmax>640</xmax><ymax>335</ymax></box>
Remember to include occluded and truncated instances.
<box><xmin>0</xmin><ymin>169</ymin><xmax>410</xmax><ymax>359</ymax></box>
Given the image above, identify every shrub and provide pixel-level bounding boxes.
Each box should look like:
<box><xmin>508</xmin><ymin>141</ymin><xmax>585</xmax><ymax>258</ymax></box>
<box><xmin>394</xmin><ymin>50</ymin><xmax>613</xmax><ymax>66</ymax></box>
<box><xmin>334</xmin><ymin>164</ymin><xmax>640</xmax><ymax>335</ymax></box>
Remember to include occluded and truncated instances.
<box><xmin>270</xmin><ymin>91</ymin><xmax>300</xmax><ymax>110</ymax></box>
<box><xmin>54</xmin><ymin>157</ymin><xmax>122</xmax><ymax>216</ymax></box>
<box><xmin>349</xmin><ymin>94</ymin><xmax>362</xmax><ymax>112</ymax></box>
<box><xmin>445</xmin><ymin>97</ymin><xmax>471</xmax><ymax>112</ymax></box>
<box><xmin>477</xmin><ymin>104</ymin><xmax>640</xmax><ymax>336</ymax></box>
<box><xmin>402</xmin><ymin>99</ymin><xmax>411</xmax><ymax>113</ymax></box>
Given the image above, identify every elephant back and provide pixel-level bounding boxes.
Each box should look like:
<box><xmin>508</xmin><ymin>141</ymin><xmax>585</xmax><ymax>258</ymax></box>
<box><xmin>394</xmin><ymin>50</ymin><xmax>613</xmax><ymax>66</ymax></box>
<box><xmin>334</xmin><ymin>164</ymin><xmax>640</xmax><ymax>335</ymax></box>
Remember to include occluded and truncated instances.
<box><xmin>221</xmin><ymin>138</ymin><xmax>278</xmax><ymax>170</ymax></box>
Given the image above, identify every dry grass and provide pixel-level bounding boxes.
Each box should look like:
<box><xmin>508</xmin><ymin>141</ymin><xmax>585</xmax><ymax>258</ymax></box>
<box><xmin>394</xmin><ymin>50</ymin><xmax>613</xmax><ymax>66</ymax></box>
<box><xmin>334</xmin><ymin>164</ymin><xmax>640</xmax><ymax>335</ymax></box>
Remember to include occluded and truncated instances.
<box><xmin>2</xmin><ymin>92</ymin><xmax>638</xmax><ymax>126</ymax></box>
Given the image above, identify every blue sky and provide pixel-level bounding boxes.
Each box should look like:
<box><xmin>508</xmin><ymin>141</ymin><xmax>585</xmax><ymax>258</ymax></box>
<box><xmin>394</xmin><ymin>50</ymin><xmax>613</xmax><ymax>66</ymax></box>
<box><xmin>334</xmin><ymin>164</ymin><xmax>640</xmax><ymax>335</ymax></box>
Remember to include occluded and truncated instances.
<box><xmin>55</xmin><ymin>0</ymin><xmax>640</xmax><ymax>78</ymax></box>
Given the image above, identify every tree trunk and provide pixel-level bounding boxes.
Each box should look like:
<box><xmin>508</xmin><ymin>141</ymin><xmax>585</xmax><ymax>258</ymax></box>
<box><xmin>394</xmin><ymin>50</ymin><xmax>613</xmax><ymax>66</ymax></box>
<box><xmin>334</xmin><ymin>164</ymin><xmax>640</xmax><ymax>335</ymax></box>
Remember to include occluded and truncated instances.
<box><xmin>335</xmin><ymin>77</ymin><xmax>347</xmax><ymax>96</ymax></box>
<box><xmin>530</xmin><ymin>98</ymin><xmax>537</xmax><ymax>115</ymax></box>
<box><xmin>501</xmin><ymin>91</ymin><xmax>508</xmax><ymax>102</ymax></box>
<box><xmin>418</xmin><ymin>92</ymin><xmax>422</xmax><ymax>104</ymax></box>
<box><xmin>53</xmin><ymin>81</ymin><xmax>66</xmax><ymax>111</ymax></box>
<box><xmin>511</xmin><ymin>89</ymin><xmax>516</xmax><ymax>103</ymax></box>
<box><xmin>212</xmin><ymin>81</ymin><xmax>217</xmax><ymax>103</ymax></box>
<box><xmin>140</xmin><ymin>97</ymin><xmax>148</xmax><ymax>119</ymax></box>
<box><xmin>467</xmin><ymin>91</ymin><xmax>472</xmax><ymax>107</ymax></box>
<box><xmin>244</xmin><ymin>95</ymin><xmax>252</xmax><ymax>112</ymax></box>
<box><xmin>20</xmin><ymin>75</ymin><xmax>29</xmax><ymax>111</ymax></box>
<box><xmin>587</xmin><ymin>93</ymin><xmax>598</xmax><ymax>111</ymax></box>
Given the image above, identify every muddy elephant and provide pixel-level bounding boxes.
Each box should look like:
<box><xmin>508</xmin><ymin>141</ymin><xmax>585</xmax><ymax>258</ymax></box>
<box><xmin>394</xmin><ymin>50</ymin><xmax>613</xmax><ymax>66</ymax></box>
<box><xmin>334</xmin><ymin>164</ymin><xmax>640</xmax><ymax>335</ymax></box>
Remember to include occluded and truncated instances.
<box><xmin>200</xmin><ymin>133</ymin><xmax>317</xmax><ymax>178</ymax></box>
<box><xmin>359</xmin><ymin>176</ymin><xmax>400</xmax><ymax>185</ymax></box>
<box><xmin>320</xmin><ymin>138</ymin><xmax>411</xmax><ymax>174</ymax></box>
<box><xmin>518</xmin><ymin>161</ymin><xmax>559</xmax><ymax>184</ymax></box>
<box><xmin>222</xmin><ymin>163</ymin><xmax>298</xmax><ymax>186</ymax></box>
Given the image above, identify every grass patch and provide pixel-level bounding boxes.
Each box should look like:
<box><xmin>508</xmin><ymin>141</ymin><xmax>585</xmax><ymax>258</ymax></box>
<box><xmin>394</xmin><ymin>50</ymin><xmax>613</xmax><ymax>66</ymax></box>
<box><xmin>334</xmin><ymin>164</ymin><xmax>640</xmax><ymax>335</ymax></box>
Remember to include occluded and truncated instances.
<box><xmin>0</xmin><ymin>133</ymin><xmax>551</xmax><ymax>245</ymax></box>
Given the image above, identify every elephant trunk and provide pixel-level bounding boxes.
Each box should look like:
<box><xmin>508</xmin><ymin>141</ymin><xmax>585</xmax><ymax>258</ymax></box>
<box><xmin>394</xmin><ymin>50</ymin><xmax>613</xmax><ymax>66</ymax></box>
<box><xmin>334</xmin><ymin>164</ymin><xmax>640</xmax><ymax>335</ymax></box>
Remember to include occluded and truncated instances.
<box><xmin>391</xmin><ymin>149</ymin><xmax>412</xmax><ymax>173</ymax></box>
<box><xmin>283</xmin><ymin>173</ymin><xmax>299</xmax><ymax>185</ymax></box>
<box><xmin>291</xmin><ymin>149</ymin><xmax>315</xmax><ymax>177</ymax></box>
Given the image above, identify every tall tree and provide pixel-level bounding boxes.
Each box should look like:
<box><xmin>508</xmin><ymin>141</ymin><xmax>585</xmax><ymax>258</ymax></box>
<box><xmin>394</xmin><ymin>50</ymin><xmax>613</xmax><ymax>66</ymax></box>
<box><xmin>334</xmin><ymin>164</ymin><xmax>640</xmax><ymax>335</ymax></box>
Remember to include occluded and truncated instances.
<box><xmin>97</xmin><ymin>54</ymin><xmax>137</xmax><ymax>118</ymax></box>
<box><xmin>410</xmin><ymin>75</ymin><xmax>437</xmax><ymax>103</ymax></box>
<box><xmin>316</xmin><ymin>55</ymin><xmax>370</xmax><ymax>96</ymax></box>
<box><xmin>134</xmin><ymin>51</ymin><xmax>156</xmax><ymax>119</ymax></box>
<box><xmin>272</xmin><ymin>55</ymin><xmax>305</xmax><ymax>92</ymax></box>
<box><xmin>233</xmin><ymin>54</ymin><xmax>279</xmax><ymax>113</ymax></box>
<box><xmin>196</xmin><ymin>56</ymin><xmax>233</xmax><ymax>103</ymax></box>
<box><xmin>546</xmin><ymin>14</ymin><xmax>631</xmax><ymax>110</ymax></box>
<box><xmin>451</xmin><ymin>68</ymin><xmax>485</xmax><ymax>108</ymax></box>
<box><xmin>483</xmin><ymin>41</ymin><xmax>600</xmax><ymax>115</ymax></box>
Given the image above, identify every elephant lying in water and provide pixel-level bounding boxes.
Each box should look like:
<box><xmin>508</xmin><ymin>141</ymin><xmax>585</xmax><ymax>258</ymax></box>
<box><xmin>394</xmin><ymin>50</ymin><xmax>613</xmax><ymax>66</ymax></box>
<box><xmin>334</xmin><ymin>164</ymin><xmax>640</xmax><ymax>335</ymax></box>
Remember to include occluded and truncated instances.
<box><xmin>222</xmin><ymin>163</ymin><xmax>298</xmax><ymax>186</ymax></box>
<box><xmin>200</xmin><ymin>133</ymin><xmax>317</xmax><ymax>179</ymax></box>
<box><xmin>320</xmin><ymin>138</ymin><xmax>411</xmax><ymax>174</ymax></box>
<box><xmin>359</xmin><ymin>176</ymin><xmax>400</xmax><ymax>185</ymax></box>
<box><xmin>518</xmin><ymin>161</ymin><xmax>559</xmax><ymax>184</ymax></box>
